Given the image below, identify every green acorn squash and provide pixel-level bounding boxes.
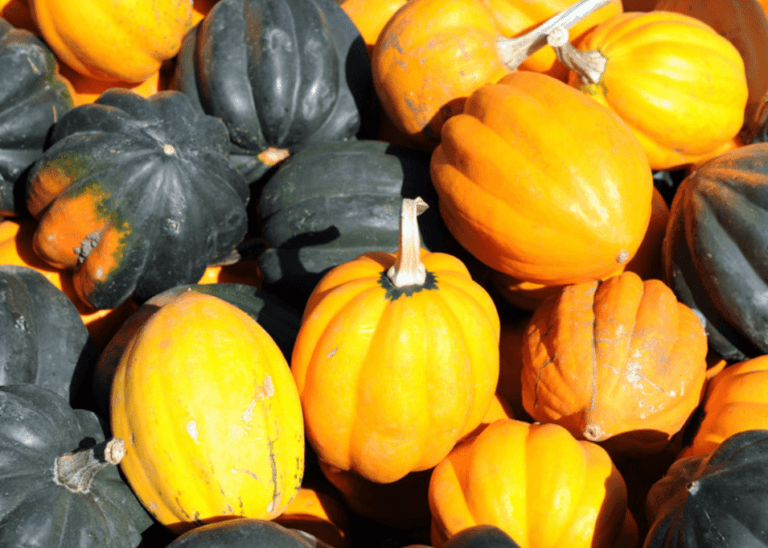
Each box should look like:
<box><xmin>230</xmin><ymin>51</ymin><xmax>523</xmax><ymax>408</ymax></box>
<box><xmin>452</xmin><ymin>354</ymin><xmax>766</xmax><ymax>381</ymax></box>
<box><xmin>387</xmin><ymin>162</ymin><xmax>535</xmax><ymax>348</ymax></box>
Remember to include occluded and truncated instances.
<box><xmin>256</xmin><ymin>139</ymin><xmax>473</xmax><ymax>309</ymax></box>
<box><xmin>663</xmin><ymin>142</ymin><xmax>768</xmax><ymax>361</ymax></box>
<box><xmin>0</xmin><ymin>383</ymin><xmax>152</xmax><ymax>548</ymax></box>
<box><xmin>25</xmin><ymin>88</ymin><xmax>250</xmax><ymax>311</ymax></box>
<box><xmin>645</xmin><ymin>429</ymin><xmax>768</xmax><ymax>547</ymax></box>
<box><xmin>171</xmin><ymin>0</ymin><xmax>376</xmax><ymax>184</ymax></box>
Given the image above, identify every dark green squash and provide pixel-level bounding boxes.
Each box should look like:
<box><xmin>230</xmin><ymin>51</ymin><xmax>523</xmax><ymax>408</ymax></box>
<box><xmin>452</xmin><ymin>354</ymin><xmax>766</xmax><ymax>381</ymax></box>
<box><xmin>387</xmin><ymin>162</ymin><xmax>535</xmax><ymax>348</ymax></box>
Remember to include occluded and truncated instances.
<box><xmin>443</xmin><ymin>525</ymin><xmax>522</xmax><ymax>548</ymax></box>
<box><xmin>0</xmin><ymin>265</ymin><xmax>95</xmax><ymax>408</ymax></box>
<box><xmin>91</xmin><ymin>282</ymin><xmax>302</xmax><ymax>416</ymax></box>
<box><xmin>645</xmin><ymin>429</ymin><xmax>768</xmax><ymax>547</ymax></box>
<box><xmin>256</xmin><ymin>139</ymin><xmax>475</xmax><ymax>309</ymax></box>
<box><xmin>0</xmin><ymin>17</ymin><xmax>74</xmax><ymax>216</ymax></box>
<box><xmin>0</xmin><ymin>383</ymin><xmax>153</xmax><ymax>548</ymax></box>
<box><xmin>25</xmin><ymin>88</ymin><xmax>250</xmax><ymax>311</ymax></box>
<box><xmin>171</xmin><ymin>0</ymin><xmax>376</xmax><ymax>184</ymax></box>
<box><xmin>662</xmin><ymin>142</ymin><xmax>768</xmax><ymax>361</ymax></box>
<box><xmin>166</xmin><ymin>518</ymin><xmax>330</xmax><ymax>547</ymax></box>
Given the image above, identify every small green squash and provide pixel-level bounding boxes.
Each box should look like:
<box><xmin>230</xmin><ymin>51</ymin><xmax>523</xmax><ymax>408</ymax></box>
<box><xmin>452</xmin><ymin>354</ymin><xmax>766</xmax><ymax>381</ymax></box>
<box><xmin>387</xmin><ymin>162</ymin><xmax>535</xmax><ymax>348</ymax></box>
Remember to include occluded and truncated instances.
<box><xmin>0</xmin><ymin>383</ymin><xmax>152</xmax><ymax>548</ymax></box>
<box><xmin>256</xmin><ymin>140</ymin><xmax>474</xmax><ymax>308</ymax></box>
<box><xmin>25</xmin><ymin>88</ymin><xmax>250</xmax><ymax>310</ymax></box>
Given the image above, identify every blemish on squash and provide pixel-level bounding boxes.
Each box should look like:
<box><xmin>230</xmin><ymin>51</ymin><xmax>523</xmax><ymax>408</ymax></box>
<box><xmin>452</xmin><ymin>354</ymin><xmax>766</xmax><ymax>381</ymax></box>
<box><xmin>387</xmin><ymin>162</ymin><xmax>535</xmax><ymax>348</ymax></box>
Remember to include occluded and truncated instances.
<box><xmin>327</xmin><ymin>346</ymin><xmax>338</xmax><ymax>358</ymax></box>
<box><xmin>186</xmin><ymin>420</ymin><xmax>200</xmax><ymax>444</ymax></box>
<box><xmin>255</xmin><ymin>374</ymin><xmax>274</xmax><ymax>399</ymax></box>
<box><xmin>242</xmin><ymin>399</ymin><xmax>256</xmax><ymax>422</ymax></box>
<box><xmin>617</xmin><ymin>250</ymin><xmax>629</xmax><ymax>263</ymax></box>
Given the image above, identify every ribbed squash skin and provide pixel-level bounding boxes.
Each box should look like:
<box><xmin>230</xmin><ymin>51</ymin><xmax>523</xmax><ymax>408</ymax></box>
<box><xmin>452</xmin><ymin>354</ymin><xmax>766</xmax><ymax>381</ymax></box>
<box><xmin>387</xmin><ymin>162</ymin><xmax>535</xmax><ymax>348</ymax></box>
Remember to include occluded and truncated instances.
<box><xmin>569</xmin><ymin>11</ymin><xmax>748</xmax><ymax>170</ymax></box>
<box><xmin>654</xmin><ymin>0</ymin><xmax>768</xmax><ymax>144</ymax></box>
<box><xmin>172</xmin><ymin>0</ymin><xmax>375</xmax><ymax>183</ymax></box>
<box><xmin>29</xmin><ymin>0</ymin><xmax>193</xmax><ymax>83</ymax></box>
<box><xmin>257</xmin><ymin>140</ymin><xmax>467</xmax><ymax>308</ymax></box>
<box><xmin>521</xmin><ymin>271</ymin><xmax>708</xmax><ymax>455</ymax></box>
<box><xmin>645</xmin><ymin>430</ymin><xmax>768</xmax><ymax>547</ymax></box>
<box><xmin>292</xmin><ymin>249</ymin><xmax>500</xmax><ymax>484</ymax></box>
<box><xmin>0</xmin><ymin>18</ymin><xmax>73</xmax><ymax>215</ymax></box>
<box><xmin>430</xmin><ymin>71</ymin><xmax>653</xmax><ymax>286</ymax></box>
<box><xmin>679</xmin><ymin>355</ymin><xmax>768</xmax><ymax>459</ymax></box>
<box><xmin>663</xmin><ymin>143</ymin><xmax>768</xmax><ymax>361</ymax></box>
<box><xmin>25</xmin><ymin>88</ymin><xmax>249</xmax><ymax>310</ymax></box>
<box><xmin>110</xmin><ymin>292</ymin><xmax>305</xmax><ymax>533</ymax></box>
<box><xmin>428</xmin><ymin>419</ymin><xmax>636</xmax><ymax>548</ymax></box>
<box><xmin>0</xmin><ymin>383</ymin><xmax>153</xmax><ymax>548</ymax></box>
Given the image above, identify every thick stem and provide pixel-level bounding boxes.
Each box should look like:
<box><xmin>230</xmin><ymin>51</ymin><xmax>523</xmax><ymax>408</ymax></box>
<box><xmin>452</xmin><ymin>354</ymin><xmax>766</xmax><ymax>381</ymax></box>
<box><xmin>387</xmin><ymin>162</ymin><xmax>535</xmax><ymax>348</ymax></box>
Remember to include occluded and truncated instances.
<box><xmin>387</xmin><ymin>197</ymin><xmax>429</xmax><ymax>288</ymax></box>
<box><xmin>547</xmin><ymin>26</ymin><xmax>607</xmax><ymax>84</ymax></box>
<box><xmin>54</xmin><ymin>438</ymin><xmax>126</xmax><ymax>494</ymax></box>
<box><xmin>497</xmin><ymin>0</ymin><xmax>612</xmax><ymax>71</ymax></box>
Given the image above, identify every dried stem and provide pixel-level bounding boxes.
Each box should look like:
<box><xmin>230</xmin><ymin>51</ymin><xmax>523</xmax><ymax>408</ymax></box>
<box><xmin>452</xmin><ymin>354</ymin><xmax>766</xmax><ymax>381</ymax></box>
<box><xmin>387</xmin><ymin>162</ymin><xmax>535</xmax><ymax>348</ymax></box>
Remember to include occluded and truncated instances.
<box><xmin>547</xmin><ymin>26</ymin><xmax>607</xmax><ymax>84</ymax></box>
<box><xmin>387</xmin><ymin>197</ymin><xmax>429</xmax><ymax>288</ymax></box>
<box><xmin>497</xmin><ymin>0</ymin><xmax>613</xmax><ymax>71</ymax></box>
<box><xmin>54</xmin><ymin>438</ymin><xmax>126</xmax><ymax>494</ymax></box>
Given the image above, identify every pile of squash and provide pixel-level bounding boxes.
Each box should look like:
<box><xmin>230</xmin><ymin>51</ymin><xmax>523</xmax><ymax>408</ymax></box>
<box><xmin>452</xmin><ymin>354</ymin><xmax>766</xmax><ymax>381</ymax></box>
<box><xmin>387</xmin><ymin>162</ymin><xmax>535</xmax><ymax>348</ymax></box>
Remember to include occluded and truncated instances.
<box><xmin>2</xmin><ymin>0</ymin><xmax>768</xmax><ymax>546</ymax></box>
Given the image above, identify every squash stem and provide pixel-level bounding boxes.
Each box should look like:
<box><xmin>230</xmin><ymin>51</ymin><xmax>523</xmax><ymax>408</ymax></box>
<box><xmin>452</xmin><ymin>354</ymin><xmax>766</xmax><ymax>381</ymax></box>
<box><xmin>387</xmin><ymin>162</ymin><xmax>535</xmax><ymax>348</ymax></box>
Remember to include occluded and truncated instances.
<box><xmin>54</xmin><ymin>438</ymin><xmax>126</xmax><ymax>494</ymax></box>
<box><xmin>547</xmin><ymin>26</ymin><xmax>607</xmax><ymax>84</ymax></box>
<box><xmin>387</xmin><ymin>197</ymin><xmax>429</xmax><ymax>288</ymax></box>
<box><xmin>497</xmin><ymin>0</ymin><xmax>612</xmax><ymax>71</ymax></box>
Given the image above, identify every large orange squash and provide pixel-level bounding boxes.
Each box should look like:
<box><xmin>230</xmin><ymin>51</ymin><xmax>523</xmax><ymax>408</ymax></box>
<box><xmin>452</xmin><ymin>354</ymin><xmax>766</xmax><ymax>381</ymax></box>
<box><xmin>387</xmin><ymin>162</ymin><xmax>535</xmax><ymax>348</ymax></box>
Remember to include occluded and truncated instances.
<box><xmin>430</xmin><ymin>71</ymin><xmax>653</xmax><ymax>286</ymax></box>
<box><xmin>429</xmin><ymin>419</ymin><xmax>638</xmax><ymax>548</ymax></box>
<box><xmin>521</xmin><ymin>271</ymin><xmax>708</xmax><ymax>455</ymax></box>
<box><xmin>110</xmin><ymin>291</ymin><xmax>305</xmax><ymax>533</ymax></box>
<box><xmin>291</xmin><ymin>198</ymin><xmax>500</xmax><ymax>484</ymax></box>
<box><xmin>372</xmin><ymin>0</ymin><xmax>620</xmax><ymax>149</ymax></box>
<box><xmin>678</xmin><ymin>355</ymin><xmax>768</xmax><ymax>458</ymax></box>
<box><xmin>549</xmin><ymin>11</ymin><xmax>748</xmax><ymax>169</ymax></box>
<box><xmin>491</xmin><ymin>185</ymin><xmax>669</xmax><ymax>310</ymax></box>
<box><xmin>29</xmin><ymin>0</ymin><xmax>193</xmax><ymax>82</ymax></box>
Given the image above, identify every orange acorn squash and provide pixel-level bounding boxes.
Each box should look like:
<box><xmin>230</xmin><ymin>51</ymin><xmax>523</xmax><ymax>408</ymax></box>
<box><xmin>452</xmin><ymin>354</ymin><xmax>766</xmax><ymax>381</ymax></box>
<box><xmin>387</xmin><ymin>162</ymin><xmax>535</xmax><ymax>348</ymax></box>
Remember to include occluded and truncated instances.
<box><xmin>430</xmin><ymin>71</ymin><xmax>653</xmax><ymax>286</ymax></box>
<box><xmin>372</xmin><ymin>0</ymin><xmax>620</xmax><ymax>149</ymax></box>
<box><xmin>654</xmin><ymin>0</ymin><xmax>768</xmax><ymax>145</ymax></box>
<box><xmin>110</xmin><ymin>291</ymin><xmax>305</xmax><ymax>533</ymax></box>
<box><xmin>291</xmin><ymin>198</ymin><xmax>500</xmax><ymax>484</ymax></box>
<box><xmin>549</xmin><ymin>11</ymin><xmax>749</xmax><ymax>169</ymax></box>
<box><xmin>678</xmin><ymin>355</ymin><xmax>768</xmax><ymax>459</ymax></box>
<box><xmin>429</xmin><ymin>419</ymin><xmax>638</xmax><ymax>548</ymax></box>
<box><xmin>29</xmin><ymin>0</ymin><xmax>193</xmax><ymax>82</ymax></box>
<box><xmin>521</xmin><ymin>271</ymin><xmax>708</xmax><ymax>455</ymax></box>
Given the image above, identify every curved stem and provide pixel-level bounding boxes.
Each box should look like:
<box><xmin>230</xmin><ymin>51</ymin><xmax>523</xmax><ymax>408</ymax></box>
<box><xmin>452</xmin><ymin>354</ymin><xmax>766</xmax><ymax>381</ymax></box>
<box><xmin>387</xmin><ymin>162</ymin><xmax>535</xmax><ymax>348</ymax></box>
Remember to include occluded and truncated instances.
<box><xmin>54</xmin><ymin>438</ymin><xmax>126</xmax><ymax>494</ymax></box>
<box><xmin>497</xmin><ymin>0</ymin><xmax>613</xmax><ymax>71</ymax></box>
<box><xmin>387</xmin><ymin>197</ymin><xmax>429</xmax><ymax>288</ymax></box>
<box><xmin>547</xmin><ymin>26</ymin><xmax>607</xmax><ymax>84</ymax></box>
